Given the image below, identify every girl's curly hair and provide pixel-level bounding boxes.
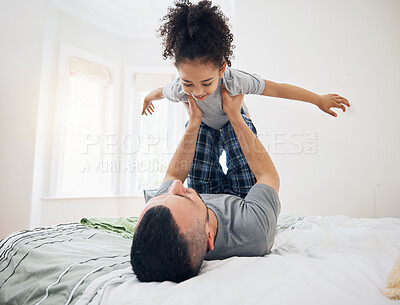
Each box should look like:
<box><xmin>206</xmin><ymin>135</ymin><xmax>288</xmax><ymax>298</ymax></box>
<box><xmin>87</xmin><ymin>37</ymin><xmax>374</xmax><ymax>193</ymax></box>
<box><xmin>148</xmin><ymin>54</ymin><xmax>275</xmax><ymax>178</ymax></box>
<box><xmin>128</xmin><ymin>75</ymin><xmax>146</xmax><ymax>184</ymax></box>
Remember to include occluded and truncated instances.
<box><xmin>158</xmin><ymin>0</ymin><xmax>234</xmax><ymax>68</ymax></box>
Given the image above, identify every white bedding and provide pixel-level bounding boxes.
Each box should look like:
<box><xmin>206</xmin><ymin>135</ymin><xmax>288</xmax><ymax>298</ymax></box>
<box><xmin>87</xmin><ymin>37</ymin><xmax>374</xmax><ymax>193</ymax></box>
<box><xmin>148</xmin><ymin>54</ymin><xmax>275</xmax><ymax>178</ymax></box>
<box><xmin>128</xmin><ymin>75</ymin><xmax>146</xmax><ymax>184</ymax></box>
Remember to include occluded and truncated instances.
<box><xmin>77</xmin><ymin>215</ymin><xmax>400</xmax><ymax>305</ymax></box>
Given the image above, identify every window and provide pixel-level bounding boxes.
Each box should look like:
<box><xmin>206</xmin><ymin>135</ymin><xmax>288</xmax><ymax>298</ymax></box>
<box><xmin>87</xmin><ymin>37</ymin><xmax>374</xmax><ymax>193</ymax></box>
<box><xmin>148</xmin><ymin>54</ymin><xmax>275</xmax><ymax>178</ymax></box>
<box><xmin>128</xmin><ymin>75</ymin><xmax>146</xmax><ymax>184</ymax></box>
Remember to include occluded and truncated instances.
<box><xmin>50</xmin><ymin>44</ymin><xmax>120</xmax><ymax>197</ymax></box>
<box><xmin>49</xmin><ymin>44</ymin><xmax>186</xmax><ymax>197</ymax></box>
<box><xmin>118</xmin><ymin>66</ymin><xmax>186</xmax><ymax>195</ymax></box>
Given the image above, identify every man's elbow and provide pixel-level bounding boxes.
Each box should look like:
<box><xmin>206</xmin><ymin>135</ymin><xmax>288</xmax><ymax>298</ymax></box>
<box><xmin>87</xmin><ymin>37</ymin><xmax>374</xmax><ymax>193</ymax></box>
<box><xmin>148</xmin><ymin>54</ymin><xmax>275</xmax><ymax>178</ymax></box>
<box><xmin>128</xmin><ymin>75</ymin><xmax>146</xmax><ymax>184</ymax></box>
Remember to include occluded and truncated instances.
<box><xmin>269</xmin><ymin>167</ymin><xmax>280</xmax><ymax>194</ymax></box>
<box><xmin>273</xmin><ymin>174</ymin><xmax>280</xmax><ymax>194</ymax></box>
<box><xmin>268</xmin><ymin>172</ymin><xmax>280</xmax><ymax>194</ymax></box>
<box><xmin>257</xmin><ymin>173</ymin><xmax>280</xmax><ymax>194</ymax></box>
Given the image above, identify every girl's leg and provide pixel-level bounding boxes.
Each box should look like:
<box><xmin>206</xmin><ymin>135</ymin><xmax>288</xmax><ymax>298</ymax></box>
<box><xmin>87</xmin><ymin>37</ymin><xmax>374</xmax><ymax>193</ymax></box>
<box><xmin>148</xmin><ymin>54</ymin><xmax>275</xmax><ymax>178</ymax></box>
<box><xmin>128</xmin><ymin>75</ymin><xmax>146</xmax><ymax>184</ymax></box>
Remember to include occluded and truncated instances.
<box><xmin>220</xmin><ymin>115</ymin><xmax>257</xmax><ymax>198</ymax></box>
<box><xmin>187</xmin><ymin>121</ymin><xmax>226</xmax><ymax>194</ymax></box>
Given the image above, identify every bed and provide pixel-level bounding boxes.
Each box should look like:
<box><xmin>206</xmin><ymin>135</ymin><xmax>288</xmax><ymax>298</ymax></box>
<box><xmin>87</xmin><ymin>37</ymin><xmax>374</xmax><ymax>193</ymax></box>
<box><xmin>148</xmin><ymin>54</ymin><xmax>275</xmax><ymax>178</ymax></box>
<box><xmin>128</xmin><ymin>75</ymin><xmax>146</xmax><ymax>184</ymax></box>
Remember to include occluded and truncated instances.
<box><xmin>1</xmin><ymin>215</ymin><xmax>399</xmax><ymax>305</ymax></box>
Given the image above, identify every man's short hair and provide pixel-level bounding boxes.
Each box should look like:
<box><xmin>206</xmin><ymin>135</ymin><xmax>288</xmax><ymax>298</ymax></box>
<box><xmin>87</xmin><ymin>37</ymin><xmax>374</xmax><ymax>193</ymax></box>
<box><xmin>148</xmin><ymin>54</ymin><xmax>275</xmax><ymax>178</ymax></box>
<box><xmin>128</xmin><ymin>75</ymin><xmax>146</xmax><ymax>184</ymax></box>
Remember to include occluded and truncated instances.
<box><xmin>130</xmin><ymin>205</ymin><xmax>207</xmax><ymax>282</ymax></box>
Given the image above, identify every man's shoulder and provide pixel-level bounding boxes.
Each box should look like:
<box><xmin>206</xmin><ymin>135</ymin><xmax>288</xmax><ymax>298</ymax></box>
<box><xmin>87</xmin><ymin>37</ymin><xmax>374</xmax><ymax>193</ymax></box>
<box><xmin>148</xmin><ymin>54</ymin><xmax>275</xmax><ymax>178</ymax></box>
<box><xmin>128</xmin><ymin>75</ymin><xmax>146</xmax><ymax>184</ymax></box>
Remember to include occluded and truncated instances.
<box><xmin>201</xmin><ymin>183</ymin><xmax>279</xmax><ymax>205</ymax></box>
<box><xmin>204</xmin><ymin>185</ymin><xmax>281</xmax><ymax>260</ymax></box>
<box><xmin>244</xmin><ymin>183</ymin><xmax>280</xmax><ymax>205</ymax></box>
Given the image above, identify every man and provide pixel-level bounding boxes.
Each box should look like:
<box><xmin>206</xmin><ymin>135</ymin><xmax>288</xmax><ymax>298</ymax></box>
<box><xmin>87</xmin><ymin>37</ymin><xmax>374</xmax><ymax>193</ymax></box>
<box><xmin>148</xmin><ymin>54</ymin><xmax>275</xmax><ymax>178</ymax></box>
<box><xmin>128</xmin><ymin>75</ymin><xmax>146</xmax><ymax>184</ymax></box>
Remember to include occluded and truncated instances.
<box><xmin>130</xmin><ymin>87</ymin><xmax>281</xmax><ymax>282</ymax></box>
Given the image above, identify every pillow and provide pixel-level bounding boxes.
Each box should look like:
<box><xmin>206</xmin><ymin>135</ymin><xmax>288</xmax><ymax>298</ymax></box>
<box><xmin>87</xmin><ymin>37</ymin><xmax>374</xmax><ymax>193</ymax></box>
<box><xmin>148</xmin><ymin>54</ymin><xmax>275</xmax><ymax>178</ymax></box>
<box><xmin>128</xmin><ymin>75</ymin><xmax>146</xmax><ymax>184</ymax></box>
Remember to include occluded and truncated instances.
<box><xmin>384</xmin><ymin>252</ymin><xmax>400</xmax><ymax>300</ymax></box>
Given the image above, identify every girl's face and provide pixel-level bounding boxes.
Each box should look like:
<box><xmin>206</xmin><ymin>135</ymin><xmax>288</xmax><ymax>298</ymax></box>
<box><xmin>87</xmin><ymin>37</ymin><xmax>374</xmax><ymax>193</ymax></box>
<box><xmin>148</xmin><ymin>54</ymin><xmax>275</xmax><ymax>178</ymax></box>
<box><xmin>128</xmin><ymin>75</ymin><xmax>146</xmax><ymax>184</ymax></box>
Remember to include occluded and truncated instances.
<box><xmin>177</xmin><ymin>60</ymin><xmax>226</xmax><ymax>102</ymax></box>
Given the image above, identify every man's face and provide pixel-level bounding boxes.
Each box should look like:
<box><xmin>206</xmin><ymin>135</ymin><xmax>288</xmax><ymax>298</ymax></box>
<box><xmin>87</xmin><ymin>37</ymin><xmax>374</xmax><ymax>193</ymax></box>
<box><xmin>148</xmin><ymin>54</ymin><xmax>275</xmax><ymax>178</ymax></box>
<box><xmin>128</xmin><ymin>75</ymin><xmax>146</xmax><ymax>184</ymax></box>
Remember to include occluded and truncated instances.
<box><xmin>139</xmin><ymin>180</ymin><xmax>209</xmax><ymax>234</ymax></box>
<box><xmin>177</xmin><ymin>59</ymin><xmax>226</xmax><ymax>102</ymax></box>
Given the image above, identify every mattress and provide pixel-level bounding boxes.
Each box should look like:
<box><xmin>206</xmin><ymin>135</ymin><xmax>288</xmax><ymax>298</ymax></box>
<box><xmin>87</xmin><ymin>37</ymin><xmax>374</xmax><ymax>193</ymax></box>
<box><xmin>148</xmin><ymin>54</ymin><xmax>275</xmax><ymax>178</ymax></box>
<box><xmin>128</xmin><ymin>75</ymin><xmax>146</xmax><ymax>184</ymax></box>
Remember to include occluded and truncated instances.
<box><xmin>1</xmin><ymin>215</ymin><xmax>399</xmax><ymax>305</ymax></box>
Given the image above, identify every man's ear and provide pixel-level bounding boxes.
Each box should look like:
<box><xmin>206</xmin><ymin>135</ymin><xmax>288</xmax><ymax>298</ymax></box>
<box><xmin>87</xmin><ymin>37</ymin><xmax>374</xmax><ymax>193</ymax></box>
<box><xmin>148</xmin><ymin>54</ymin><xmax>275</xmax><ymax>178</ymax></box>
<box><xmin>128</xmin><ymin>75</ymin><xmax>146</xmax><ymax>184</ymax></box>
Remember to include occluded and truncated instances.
<box><xmin>207</xmin><ymin>228</ymin><xmax>215</xmax><ymax>251</ymax></box>
<box><xmin>219</xmin><ymin>62</ymin><xmax>227</xmax><ymax>78</ymax></box>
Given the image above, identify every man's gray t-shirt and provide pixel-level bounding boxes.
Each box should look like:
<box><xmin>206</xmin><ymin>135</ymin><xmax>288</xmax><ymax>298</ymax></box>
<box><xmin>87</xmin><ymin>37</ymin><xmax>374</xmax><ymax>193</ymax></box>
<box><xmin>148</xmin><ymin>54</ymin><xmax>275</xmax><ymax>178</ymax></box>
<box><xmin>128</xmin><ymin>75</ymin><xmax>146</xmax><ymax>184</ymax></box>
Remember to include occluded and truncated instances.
<box><xmin>149</xmin><ymin>180</ymin><xmax>281</xmax><ymax>260</ymax></box>
<box><xmin>163</xmin><ymin>67</ymin><xmax>265</xmax><ymax>130</ymax></box>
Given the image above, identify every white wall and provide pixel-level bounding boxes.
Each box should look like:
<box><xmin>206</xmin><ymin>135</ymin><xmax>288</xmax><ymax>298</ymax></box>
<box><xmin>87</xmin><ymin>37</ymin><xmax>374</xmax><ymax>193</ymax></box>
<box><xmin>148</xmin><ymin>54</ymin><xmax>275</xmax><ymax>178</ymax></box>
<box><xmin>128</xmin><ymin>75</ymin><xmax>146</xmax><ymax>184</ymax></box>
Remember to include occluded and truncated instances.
<box><xmin>234</xmin><ymin>0</ymin><xmax>400</xmax><ymax>217</ymax></box>
<box><xmin>0</xmin><ymin>0</ymin><xmax>48</xmax><ymax>238</ymax></box>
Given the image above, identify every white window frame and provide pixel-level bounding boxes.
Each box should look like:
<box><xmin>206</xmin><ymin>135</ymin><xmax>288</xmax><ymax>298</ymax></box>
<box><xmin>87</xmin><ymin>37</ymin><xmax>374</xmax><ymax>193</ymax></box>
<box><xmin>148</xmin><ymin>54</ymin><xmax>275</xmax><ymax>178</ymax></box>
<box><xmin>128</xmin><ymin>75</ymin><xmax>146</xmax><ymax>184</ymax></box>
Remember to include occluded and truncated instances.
<box><xmin>48</xmin><ymin>43</ymin><xmax>121</xmax><ymax>198</ymax></box>
<box><xmin>119</xmin><ymin>65</ymin><xmax>186</xmax><ymax>196</ymax></box>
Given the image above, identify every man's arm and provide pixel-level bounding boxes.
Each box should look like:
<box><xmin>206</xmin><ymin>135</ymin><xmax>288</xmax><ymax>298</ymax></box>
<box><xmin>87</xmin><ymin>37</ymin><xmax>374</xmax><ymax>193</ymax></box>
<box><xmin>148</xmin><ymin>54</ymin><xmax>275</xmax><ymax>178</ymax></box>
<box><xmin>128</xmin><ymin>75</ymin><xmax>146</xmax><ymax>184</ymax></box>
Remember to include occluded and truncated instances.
<box><xmin>221</xmin><ymin>85</ymin><xmax>280</xmax><ymax>193</ymax></box>
<box><xmin>163</xmin><ymin>96</ymin><xmax>202</xmax><ymax>182</ymax></box>
<box><xmin>261</xmin><ymin>80</ymin><xmax>350</xmax><ymax>117</ymax></box>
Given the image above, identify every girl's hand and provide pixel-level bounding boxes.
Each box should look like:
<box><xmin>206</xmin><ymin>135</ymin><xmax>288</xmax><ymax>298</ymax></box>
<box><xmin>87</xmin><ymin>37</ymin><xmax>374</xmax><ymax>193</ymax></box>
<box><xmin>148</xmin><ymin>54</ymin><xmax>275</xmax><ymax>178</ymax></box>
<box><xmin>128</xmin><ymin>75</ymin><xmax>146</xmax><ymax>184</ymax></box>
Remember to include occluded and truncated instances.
<box><xmin>184</xmin><ymin>95</ymin><xmax>203</xmax><ymax>126</ymax></box>
<box><xmin>316</xmin><ymin>94</ymin><xmax>350</xmax><ymax>117</ymax></box>
<box><xmin>142</xmin><ymin>98</ymin><xmax>155</xmax><ymax>115</ymax></box>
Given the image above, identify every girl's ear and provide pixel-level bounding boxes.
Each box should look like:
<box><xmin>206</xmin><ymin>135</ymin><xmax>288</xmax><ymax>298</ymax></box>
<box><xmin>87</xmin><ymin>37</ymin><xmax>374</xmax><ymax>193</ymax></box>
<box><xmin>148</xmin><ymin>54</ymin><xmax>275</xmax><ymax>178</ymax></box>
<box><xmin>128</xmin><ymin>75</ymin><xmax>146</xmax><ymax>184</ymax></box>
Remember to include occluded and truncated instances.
<box><xmin>219</xmin><ymin>62</ymin><xmax>227</xmax><ymax>78</ymax></box>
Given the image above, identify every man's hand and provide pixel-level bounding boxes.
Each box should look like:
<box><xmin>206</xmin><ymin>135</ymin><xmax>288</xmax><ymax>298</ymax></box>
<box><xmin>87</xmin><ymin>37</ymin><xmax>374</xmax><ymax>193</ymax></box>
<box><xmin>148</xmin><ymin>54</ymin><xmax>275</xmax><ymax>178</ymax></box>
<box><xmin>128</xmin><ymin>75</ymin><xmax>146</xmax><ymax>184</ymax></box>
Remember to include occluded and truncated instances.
<box><xmin>221</xmin><ymin>84</ymin><xmax>244</xmax><ymax>120</ymax></box>
<box><xmin>184</xmin><ymin>95</ymin><xmax>203</xmax><ymax>126</ymax></box>
<box><xmin>316</xmin><ymin>94</ymin><xmax>351</xmax><ymax>117</ymax></box>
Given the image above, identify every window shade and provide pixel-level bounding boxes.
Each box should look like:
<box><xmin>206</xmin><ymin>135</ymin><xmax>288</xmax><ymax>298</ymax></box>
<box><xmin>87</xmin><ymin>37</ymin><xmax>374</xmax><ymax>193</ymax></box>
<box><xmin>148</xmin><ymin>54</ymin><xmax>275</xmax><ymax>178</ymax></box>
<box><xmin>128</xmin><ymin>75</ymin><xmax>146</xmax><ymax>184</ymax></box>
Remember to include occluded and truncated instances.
<box><xmin>135</xmin><ymin>73</ymin><xmax>174</xmax><ymax>92</ymax></box>
<box><xmin>69</xmin><ymin>56</ymin><xmax>111</xmax><ymax>86</ymax></box>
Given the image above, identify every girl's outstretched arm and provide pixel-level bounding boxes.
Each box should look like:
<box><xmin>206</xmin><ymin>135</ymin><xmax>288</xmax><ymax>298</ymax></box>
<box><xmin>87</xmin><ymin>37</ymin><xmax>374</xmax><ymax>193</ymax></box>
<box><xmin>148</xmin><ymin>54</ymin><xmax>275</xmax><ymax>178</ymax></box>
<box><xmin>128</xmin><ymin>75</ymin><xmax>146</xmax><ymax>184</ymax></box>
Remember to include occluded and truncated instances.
<box><xmin>141</xmin><ymin>87</ymin><xmax>164</xmax><ymax>116</ymax></box>
<box><xmin>261</xmin><ymin>80</ymin><xmax>350</xmax><ymax>117</ymax></box>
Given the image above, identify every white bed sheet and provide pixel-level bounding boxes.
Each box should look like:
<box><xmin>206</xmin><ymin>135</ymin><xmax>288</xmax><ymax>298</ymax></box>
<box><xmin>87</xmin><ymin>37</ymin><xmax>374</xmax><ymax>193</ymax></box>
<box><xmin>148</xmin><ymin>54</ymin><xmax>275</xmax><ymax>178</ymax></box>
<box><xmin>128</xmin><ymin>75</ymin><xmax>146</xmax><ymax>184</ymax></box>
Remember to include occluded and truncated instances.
<box><xmin>77</xmin><ymin>215</ymin><xmax>400</xmax><ymax>305</ymax></box>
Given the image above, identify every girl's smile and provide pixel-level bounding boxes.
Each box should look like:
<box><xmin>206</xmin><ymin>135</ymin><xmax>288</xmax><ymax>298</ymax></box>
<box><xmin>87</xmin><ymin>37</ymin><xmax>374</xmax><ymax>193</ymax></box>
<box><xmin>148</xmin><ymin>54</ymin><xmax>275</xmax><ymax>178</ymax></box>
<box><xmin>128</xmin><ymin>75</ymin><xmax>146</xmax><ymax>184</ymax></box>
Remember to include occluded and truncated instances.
<box><xmin>177</xmin><ymin>59</ymin><xmax>226</xmax><ymax>102</ymax></box>
<box><xmin>192</xmin><ymin>93</ymin><xmax>208</xmax><ymax>101</ymax></box>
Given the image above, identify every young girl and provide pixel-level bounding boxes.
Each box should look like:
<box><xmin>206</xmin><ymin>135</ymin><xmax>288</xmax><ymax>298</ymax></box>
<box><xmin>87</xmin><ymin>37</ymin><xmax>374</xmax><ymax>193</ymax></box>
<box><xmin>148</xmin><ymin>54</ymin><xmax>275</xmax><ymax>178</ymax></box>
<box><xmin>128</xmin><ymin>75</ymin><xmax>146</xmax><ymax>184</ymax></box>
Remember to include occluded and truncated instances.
<box><xmin>142</xmin><ymin>1</ymin><xmax>350</xmax><ymax>122</ymax></box>
<box><xmin>142</xmin><ymin>0</ymin><xmax>350</xmax><ymax>196</ymax></box>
